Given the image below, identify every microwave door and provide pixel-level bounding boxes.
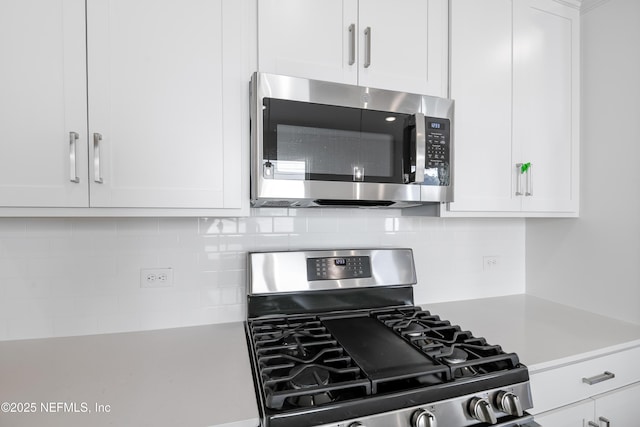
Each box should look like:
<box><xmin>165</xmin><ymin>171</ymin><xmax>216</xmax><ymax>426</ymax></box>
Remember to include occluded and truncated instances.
<box><xmin>262</xmin><ymin>98</ymin><xmax>411</xmax><ymax>185</ymax></box>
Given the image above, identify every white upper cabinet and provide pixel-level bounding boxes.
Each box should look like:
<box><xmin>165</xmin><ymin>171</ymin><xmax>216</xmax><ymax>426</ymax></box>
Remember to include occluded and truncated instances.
<box><xmin>0</xmin><ymin>0</ymin><xmax>88</xmax><ymax>208</ymax></box>
<box><xmin>447</xmin><ymin>0</ymin><xmax>518</xmax><ymax>213</ymax></box>
<box><xmin>0</xmin><ymin>0</ymin><xmax>250</xmax><ymax>215</ymax></box>
<box><xmin>87</xmin><ymin>0</ymin><xmax>244</xmax><ymax>210</ymax></box>
<box><xmin>514</xmin><ymin>0</ymin><xmax>579</xmax><ymax>214</ymax></box>
<box><xmin>445</xmin><ymin>0</ymin><xmax>580</xmax><ymax>217</ymax></box>
<box><xmin>258</xmin><ymin>0</ymin><xmax>448</xmax><ymax>97</ymax></box>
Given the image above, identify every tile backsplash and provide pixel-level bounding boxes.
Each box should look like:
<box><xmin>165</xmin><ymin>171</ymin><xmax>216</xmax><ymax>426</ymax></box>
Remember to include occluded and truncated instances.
<box><xmin>0</xmin><ymin>210</ymin><xmax>525</xmax><ymax>341</ymax></box>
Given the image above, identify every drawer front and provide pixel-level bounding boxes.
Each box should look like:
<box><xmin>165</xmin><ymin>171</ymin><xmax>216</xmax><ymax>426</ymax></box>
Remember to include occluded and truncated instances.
<box><xmin>530</xmin><ymin>346</ymin><xmax>640</xmax><ymax>413</ymax></box>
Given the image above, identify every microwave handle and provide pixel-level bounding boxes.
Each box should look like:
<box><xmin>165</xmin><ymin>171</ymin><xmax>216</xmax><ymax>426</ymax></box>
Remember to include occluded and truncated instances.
<box><xmin>413</xmin><ymin>112</ymin><xmax>426</xmax><ymax>184</ymax></box>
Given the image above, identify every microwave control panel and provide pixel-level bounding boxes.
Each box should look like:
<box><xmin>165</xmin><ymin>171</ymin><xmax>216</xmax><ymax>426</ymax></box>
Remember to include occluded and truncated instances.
<box><xmin>425</xmin><ymin>118</ymin><xmax>450</xmax><ymax>168</ymax></box>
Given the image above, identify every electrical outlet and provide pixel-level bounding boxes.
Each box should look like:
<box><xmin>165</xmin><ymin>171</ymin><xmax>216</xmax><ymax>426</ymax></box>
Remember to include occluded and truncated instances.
<box><xmin>483</xmin><ymin>256</ymin><xmax>499</xmax><ymax>271</ymax></box>
<box><xmin>140</xmin><ymin>268</ymin><xmax>173</xmax><ymax>288</ymax></box>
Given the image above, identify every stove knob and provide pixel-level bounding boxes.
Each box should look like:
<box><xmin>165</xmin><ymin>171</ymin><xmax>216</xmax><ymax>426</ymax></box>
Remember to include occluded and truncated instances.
<box><xmin>348</xmin><ymin>423</ymin><xmax>366</xmax><ymax>427</ymax></box>
<box><xmin>411</xmin><ymin>408</ymin><xmax>437</xmax><ymax>427</ymax></box>
<box><xmin>496</xmin><ymin>391</ymin><xmax>524</xmax><ymax>417</ymax></box>
<box><xmin>469</xmin><ymin>397</ymin><xmax>497</xmax><ymax>424</ymax></box>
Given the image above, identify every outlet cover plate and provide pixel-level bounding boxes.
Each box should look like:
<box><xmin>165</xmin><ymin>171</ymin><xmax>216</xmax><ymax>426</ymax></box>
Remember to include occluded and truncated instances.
<box><xmin>140</xmin><ymin>268</ymin><xmax>174</xmax><ymax>288</ymax></box>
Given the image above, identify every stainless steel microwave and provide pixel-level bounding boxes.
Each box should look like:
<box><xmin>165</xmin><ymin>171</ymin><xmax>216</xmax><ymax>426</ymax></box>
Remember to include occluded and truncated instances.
<box><xmin>250</xmin><ymin>72</ymin><xmax>454</xmax><ymax>208</ymax></box>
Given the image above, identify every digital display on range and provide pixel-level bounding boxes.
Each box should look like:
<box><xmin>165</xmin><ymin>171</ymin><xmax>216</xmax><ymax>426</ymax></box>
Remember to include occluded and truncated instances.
<box><xmin>306</xmin><ymin>256</ymin><xmax>372</xmax><ymax>281</ymax></box>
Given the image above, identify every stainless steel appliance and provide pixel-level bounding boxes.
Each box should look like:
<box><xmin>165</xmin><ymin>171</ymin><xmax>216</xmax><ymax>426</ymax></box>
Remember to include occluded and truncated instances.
<box><xmin>250</xmin><ymin>73</ymin><xmax>454</xmax><ymax>208</ymax></box>
<box><xmin>245</xmin><ymin>248</ymin><xmax>539</xmax><ymax>427</ymax></box>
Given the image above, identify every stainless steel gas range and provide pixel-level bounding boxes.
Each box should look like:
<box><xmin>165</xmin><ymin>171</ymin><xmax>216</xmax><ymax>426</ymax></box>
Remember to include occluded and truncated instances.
<box><xmin>245</xmin><ymin>248</ymin><xmax>539</xmax><ymax>427</ymax></box>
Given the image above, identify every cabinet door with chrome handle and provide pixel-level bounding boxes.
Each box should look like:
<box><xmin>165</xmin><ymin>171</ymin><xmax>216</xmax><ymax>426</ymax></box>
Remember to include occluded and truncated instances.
<box><xmin>0</xmin><ymin>0</ymin><xmax>88</xmax><ymax>209</ymax></box>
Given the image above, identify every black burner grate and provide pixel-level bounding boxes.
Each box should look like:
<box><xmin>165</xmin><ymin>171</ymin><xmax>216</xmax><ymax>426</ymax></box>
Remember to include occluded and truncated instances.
<box><xmin>373</xmin><ymin>307</ymin><xmax>521</xmax><ymax>379</ymax></box>
<box><xmin>248</xmin><ymin>315</ymin><xmax>371</xmax><ymax>410</ymax></box>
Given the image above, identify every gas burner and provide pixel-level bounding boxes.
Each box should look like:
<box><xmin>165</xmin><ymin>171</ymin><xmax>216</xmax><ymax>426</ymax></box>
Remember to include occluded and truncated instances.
<box><xmin>441</xmin><ymin>347</ymin><xmax>469</xmax><ymax>364</ymax></box>
<box><xmin>286</xmin><ymin>365</ymin><xmax>334</xmax><ymax>407</ymax></box>
<box><xmin>404</xmin><ymin>322</ymin><xmax>426</xmax><ymax>337</ymax></box>
<box><xmin>289</xmin><ymin>365</ymin><xmax>331</xmax><ymax>389</ymax></box>
<box><xmin>286</xmin><ymin>392</ymin><xmax>334</xmax><ymax>408</ymax></box>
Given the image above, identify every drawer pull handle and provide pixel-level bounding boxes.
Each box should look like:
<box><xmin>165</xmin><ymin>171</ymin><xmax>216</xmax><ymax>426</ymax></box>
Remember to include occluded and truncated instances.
<box><xmin>582</xmin><ymin>371</ymin><xmax>615</xmax><ymax>385</ymax></box>
<box><xmin>599</xmin><ymin>416</ymin><xmax>611</xmax><ymax>427</ymax></box>
<box><xmin>588</xmin><ymin>423</ymin><xmax>599</xmax><ymax>427</ymax></box>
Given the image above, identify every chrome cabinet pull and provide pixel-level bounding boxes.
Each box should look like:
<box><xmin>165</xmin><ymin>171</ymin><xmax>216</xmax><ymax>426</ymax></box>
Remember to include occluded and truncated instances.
<box><xmin>525</xmin><ymin>162</ymin><xmax>533</xmax><ymax>196</ymax></box>
<box><xmin>599</xmin><ymin>416</ymin><xmax>611</xmax><ymax>427</ymax></box>
<box><xmin>582</xmin><ymin>371</ymin><xmax>615</xmax><ymax>385</ymax></box>
<box><xmin>413</xmin><ymin>112</ymin><xmax>426</xmax><ymax>184</ymax></box>
<box><xmin>363</xmin><ymin>27</ymin><xmax>371</xmax><ymax>68</ymax></box>
<box><xmin>588</xmin><ymin>422</ymin><xmax>599</xmax><ymax>427</ymax></box>
<box><xmin>69</xmin><ymin>131</ymin><xmax>80</xmax><ymax>183</ymax></box>
<box><xmin>93</xmin><ymin>133</ymin><xmax>104</xmax><ymax>184</ymax></box>
<box><xmin>515</xmin><ymin>163</ymin><xmax>523</xmax><ymax>196</ymax></box>
<box><xmin>348</xmin><ymin>23</ymin><xmax>355</xmax><ymax>65</ymax></box>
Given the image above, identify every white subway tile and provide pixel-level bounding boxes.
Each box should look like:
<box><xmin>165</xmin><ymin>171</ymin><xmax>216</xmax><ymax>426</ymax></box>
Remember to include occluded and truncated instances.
<box><xmin>0</xmin><ymin>215</ymin><xmax>527</xmax><ymax>341</ymax></box>
<box><xmin>221</xmin><ymin>287</ymin><xmax>239</xmax><ymax>305</ymax></box>
<box><xmin>238</xmin><ymin>217</ymin><xmax>273</xmax><ymax>234</ymax></box>
<box><xmin>139</xmin><ymin>310</ymin><xmax>181</xmax><ymax>331</ymax></box>
<box><xmin>254</xmin><ymin>233</ymin><xmax>289</xmax><ymax>250</ymax></box>
<box><xmin>118</xmin><ymin>292</ymin><xmax>181</xmax><ymax>314</ymax></box>
<box><xmin>25</xmin><ymin>218</ymin><xmax>73</xmax><ymax>236</ymax></box>
<box><xmin>0</xmin><ymin>219</ymin><xmax>27</xmax><ymax>235</ymax></box>
<box><xmin>97</xmin><ymin>313</ymin><xmax>141</xmax><ymax>334</ymax></box>
<box><xmin>219</xmin><ymin>234</ymin><xmax>256</xmax><ymax>252</ymax></box>
<box><xmin>306</xmin><ymin>217</ymin><xmax>338</xmax><ymax>233</ymax></box>
<box><xmin>71</xmin><ymin>218</ymin><xmax>117</xmax><ymax>235</ymax></box>
<box><xmin>115</xmin><ymin>218</ymin><xmax>160</xmax><ymax>235</ymax></box>
<box><xmin>201</xmin><ymin>287</ymin><xmax>222</xmax><ymax>306</ymax></box>
<box><xmin>4</xmin><ymin>278</ymin><xmax>51</xmax><ymax>298</ymax></box>
<box><xmin>158</xmin><ymin>217</ymin><xmax>198</xmax><ymax>235</ymax></box>
<box><xmin>53</xmin><ymin>315</ymin><xmax>98</xmax><ymax>338</ymax></box>
<box><xmin>8</xmin><ymin>317</ymin><xmax>54</xmax><ymax>340</ymax></box>
<box><xmin>0</xmin><ymin>319</ymin><xmax>8</xmax><ymax>341</ymax></box>
<box><xmin>199</xmin><ymin>218</ymin><xmax>238</xmax><ymax>234</ymax></box>
<box><xmin>0</xmin><ymin>259</ymin><xmax>28</xmax><ymax>279</ymax></box>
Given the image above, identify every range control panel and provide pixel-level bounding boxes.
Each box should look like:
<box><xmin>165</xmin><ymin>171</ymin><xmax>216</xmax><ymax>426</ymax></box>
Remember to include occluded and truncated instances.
<box><xmin>306</xmin><ymin>256</ymin><xmax>372</xmax><ymax>281</ymax></box>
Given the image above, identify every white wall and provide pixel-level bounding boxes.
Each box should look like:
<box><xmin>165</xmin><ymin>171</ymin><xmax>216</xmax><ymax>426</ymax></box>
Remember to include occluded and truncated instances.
<box><xmin>0</xmin><ymin>212</ymin><xmax>525</xmax><ymax>341</ymax></box>
<box><xmin>526</xmin><ymin>0</ymin><xmax>640</xmax><ymax>324</ymax></box>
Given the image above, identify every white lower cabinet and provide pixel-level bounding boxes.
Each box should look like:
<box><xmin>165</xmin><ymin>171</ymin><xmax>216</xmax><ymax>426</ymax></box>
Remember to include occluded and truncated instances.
<box><xmin>534</xmin><ymin>383</ymin><xmax>640</xmax><ymax>426</ymax></box>
<box><xmin>531</xmin><ymin>346</ymin><xmax>640</xmax><ymax>425</ymax></box>
<box><xmin>534</xmin><ymin>399</ymin><xmax>594</xmax><ymax>426</ymax></box>
<box><xmin>593</xmin><ymin>382</ymin><xmax>640</xmax><ymax>426</ymax></box>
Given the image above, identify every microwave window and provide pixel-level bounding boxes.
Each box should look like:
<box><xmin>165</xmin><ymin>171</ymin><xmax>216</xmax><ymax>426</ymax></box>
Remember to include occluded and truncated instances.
<box><xmin>276</xmin><ymin>124</ymin><xmax>394</xmax><ymax>178</ymax></box>
<box><xmin>263</xmin><ymin>98</ymin><xmax>411</xmax><ymax>184</ymax></box>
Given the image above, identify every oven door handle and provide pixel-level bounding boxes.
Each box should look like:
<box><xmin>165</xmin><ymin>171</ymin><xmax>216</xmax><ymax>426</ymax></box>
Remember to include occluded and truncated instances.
<box><xmin>412</xmin><ymin>112</ymin><xmax>426</xmax><ymax>184</ymax></box>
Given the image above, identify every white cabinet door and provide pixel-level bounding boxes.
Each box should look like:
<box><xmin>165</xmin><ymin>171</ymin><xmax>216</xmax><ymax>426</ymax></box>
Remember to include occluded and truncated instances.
<box><xmin>594</xmin><ymin>382</ymin><xmax>640</xmax><ymax>425</ymax></box>
<box><xmin>358</xmin><ymin>0</ymin><xmax>448</xmax><ymax>96</ymax></box>
<box><xmin>447</xmin><ymin>0</ymin><xmax>520</xmax><ymax>213</ymax></box>
<box><xmin>87</xmin><ymin>0</ymin><xmax>243</xmax><ymax>209</ymax></box>
<box><xmin>444</xmin><ymin>0</ymin><xmax>579</xmax><ymax>217</ymax></box>
<box><xmin>258</xmin><ymin>0</ymin><xmax>358</xmax><ymax>85</ymax></box>
<box><xmin>0</xmin><ymin>0</ymin><xmax>88</xmax><ymax>207</ymax></box>
<box><xmin>258</xmin><ymin>0</ymin><xmax>448</xmax><ymax>96</ymax></box>
<box><xmin>514</xmin><ymin>0</ymin><xmax>580</xmax><ymax>214</ymax></box>
<box><xmin>534</xmin><ymin>399</ymin><xmax>594</xmax><ymax>427</ymax></box>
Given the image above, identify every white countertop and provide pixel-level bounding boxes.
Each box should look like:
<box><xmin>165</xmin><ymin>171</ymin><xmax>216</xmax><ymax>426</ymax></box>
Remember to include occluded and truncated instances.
<box><xmin>3</xmin><ymin>294</ymin><xmax>640</xmax><ymax>427</ymax></box>
<box><xmin>424</xmin><ymin>294</ymin><xmax>640</xmax><ymax>373</ymax></box>
<box><xmin>0</xmin><ymin>322</ymin><xmax>259</xmax><ymax>427</ymax></box>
